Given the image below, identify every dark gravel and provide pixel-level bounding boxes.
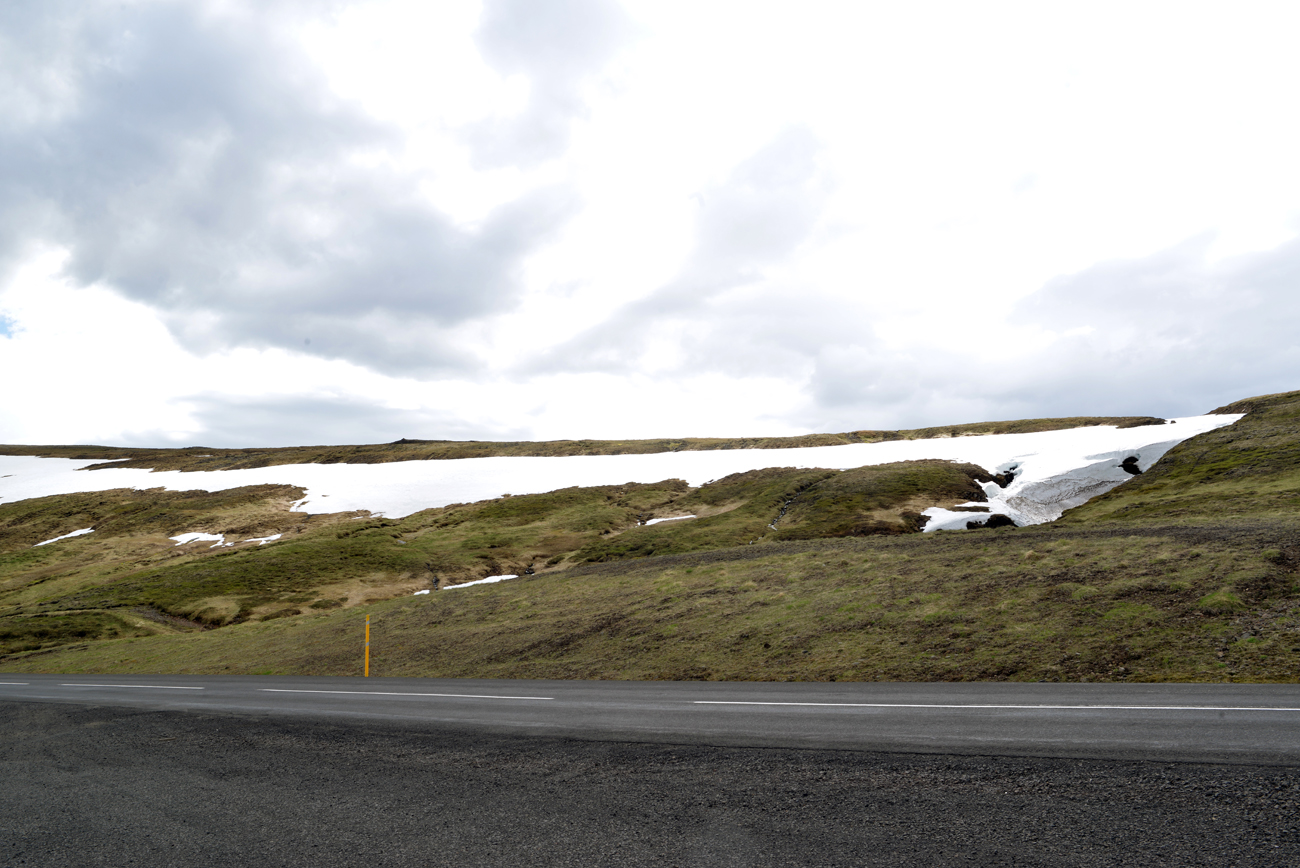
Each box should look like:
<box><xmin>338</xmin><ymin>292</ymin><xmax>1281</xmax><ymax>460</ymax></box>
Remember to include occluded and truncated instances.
<box><xmin>2</xmin><ymin>702</ymin><xmax>1298</xmax><ymax>866</ymax></box>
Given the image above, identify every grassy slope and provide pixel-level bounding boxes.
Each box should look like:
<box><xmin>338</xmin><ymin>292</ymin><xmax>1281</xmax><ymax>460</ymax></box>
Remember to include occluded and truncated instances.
<box><xmin>9</xmin><ymin>523</ymin><xmax>1298</xmax><ymax>682</ymax></box>
<box><xmin>0</xmin><ymin>484</ymin><xmax>339</xmax><ymax>656</ymax></box>
<box><xmin>2</xmin><ymin>396</ymin><xmax>1297</xmax><ymax>681</ymax></box>
<box><xmin>1058</xmin><ymin>390</ymin><xmax>1300</xmax><ymax>525</ymax></box>
<box><xmin>0</xmin><ymin>414</ymin><xmax>1165</xmax><ymax>472</ymax></box>
<box><xmin>0</xmin><ymin>463</ymin><xmax>988</xmax><ymax>652</ymax></box>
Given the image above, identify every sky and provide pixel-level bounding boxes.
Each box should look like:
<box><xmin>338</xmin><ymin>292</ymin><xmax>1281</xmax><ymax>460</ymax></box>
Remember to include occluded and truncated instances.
<box><xmin>2</xmin><ymin>0</ymin><xmax>1299</xmax><ymax>448</ymax></box>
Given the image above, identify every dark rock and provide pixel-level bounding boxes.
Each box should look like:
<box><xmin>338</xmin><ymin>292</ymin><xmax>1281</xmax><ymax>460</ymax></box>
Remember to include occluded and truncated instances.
<box><xmin>966</xmin><ymin>514</ymin><xmax>1018</xmax><ymax>530</ymax></box>
<box><xmin>972</xmin><ymin>469</ymin><xmax>1016</xmax><ymax>490</ymax></box>
<box><xmin>899</xmin><ymin>511</ymin><xmax>930</xmax><ymax>533</ymax></box>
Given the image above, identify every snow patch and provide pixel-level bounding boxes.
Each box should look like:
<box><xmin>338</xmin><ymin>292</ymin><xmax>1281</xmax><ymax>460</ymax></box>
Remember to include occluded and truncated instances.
<box><xmin>921</xmin><ymin>439</ymin><xmax>1192</xmax><ymax>531</ymax></box>
<box><xmin>412</xmin><ymin>589</ymin><xmax>431</xmax><ymax>595</ymax></box>
<box><xmin>170</xmin><ymin>532</ymin><xmax>226</xmax><ymax>548</ymax></box>
<box><xmin>244</xmin><ymin>533</ymin><xmax>282</xmax><ymax>545</ymax></box>
<box><xmin>645</xmin><ymin>515</ymin><xmax>697</xmax><ymax>525</ymax></box>
<box><xmin>445</xmin><ymin>574</ymin><xmax>519</xmax><ymax>590</ymax></box>
<box><xmin>33</xmin><ymin>528</ymin><xmax>93</xmax><ymax>547</ymax></box>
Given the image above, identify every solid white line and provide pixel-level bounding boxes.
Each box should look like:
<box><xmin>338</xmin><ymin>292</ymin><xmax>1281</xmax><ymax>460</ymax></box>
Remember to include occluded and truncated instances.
<box><xmin>260</xmin><ymin>688</ymin><xmax>554</xmax><ymax>701</ymax></box>
<box><xmin>60</xmin><ymin>683</ymin><xmax>205</xmax><ymax>690</ymax></box>
<box><xmin>693</xmin><ymin>701</ymin><xmax>1300</xmax><ymax>711</ymax></box>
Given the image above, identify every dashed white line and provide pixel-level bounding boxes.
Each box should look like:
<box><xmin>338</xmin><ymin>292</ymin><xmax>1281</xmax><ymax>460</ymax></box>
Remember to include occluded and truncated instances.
<box><xmin>260</xmin><ymin>688</ymin><xmax>553</xmax><ymax>701</ymax></box>
<box><xmin>693</xmin><ymin>701</ymin><xmax>1300</xmax><ymax>711</ymax></box>
<box><xmin>0</xmin><ymin>681</ymin><xmax>30</xmax><ymax>685</ymax></box>
<box><xmin>60</xmin><ymin>683</ymin><xmax>205</xmax><ymax>690</ymax></box>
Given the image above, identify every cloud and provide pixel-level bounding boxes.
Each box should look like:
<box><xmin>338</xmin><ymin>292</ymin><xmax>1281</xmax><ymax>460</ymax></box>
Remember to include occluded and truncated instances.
<box><xmin>0</xmin><ymin>1</ymin><xmax>577</xmax><ymax>376</ymax></box>
<box><xmin>800</xmin><ymin>233</ymin><xmax>1300</xmax><ymax>432</ymax></box>
<box><xmin>535</xmin><ymin>125</ymin><xmax>831</xmax><ymax>373</ymax></box>
<box><xmin>118</xmin><ymin>393</ymin><xmax>531</xmax><ymax>449</ymax></box>
<box><xmin>1008</xmin><ymin>234</ymin><xmax>1300</xmax><ymax>414</ymax></box>
<box><xmin>465</xmin><ymin>0</ymin><xmax>635</xmax><ymax>168</ymax></box>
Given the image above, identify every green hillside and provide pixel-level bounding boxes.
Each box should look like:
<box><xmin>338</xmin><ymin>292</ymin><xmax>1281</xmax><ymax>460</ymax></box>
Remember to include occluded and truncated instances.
<box><xmin>1</xmin><ymin>461</ymin><xmax>990</xmax><ymax>640</ymax></box>
<box><xmin>1059</xmin><ymin>390</ymin><xmax>1300</xmax><ymax>525</ymax></box>
<box><xmin>3</xmin><ymin>394</ymin><xmax>1298</xmax><ymax>682</ymax></box>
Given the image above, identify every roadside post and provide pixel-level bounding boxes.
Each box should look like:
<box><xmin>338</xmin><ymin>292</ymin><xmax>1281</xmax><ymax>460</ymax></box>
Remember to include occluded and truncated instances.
<box><xmin>365</xmin><ymin>615</ymin><xmax>370</xmax><ymax>677</ymax></box>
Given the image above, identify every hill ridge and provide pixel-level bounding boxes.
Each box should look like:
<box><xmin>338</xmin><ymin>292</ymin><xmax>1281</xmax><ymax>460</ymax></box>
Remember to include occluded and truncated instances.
<box><xmin>0</xmin><ymin>415</ymin><xmax>1169</xmax><ymax>473</ymax></box>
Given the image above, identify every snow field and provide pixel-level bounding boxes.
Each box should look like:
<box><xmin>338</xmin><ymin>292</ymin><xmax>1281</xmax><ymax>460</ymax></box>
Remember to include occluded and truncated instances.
<box><xmin>0</xmin><ymin>414</ymin><xmax>1239</xmax><ymax>532</ymax></box>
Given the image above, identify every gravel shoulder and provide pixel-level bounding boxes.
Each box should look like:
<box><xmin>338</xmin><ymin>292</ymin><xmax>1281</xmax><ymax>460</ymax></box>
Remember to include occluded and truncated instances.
<box><xmin>3</xmin><ymin>701</ymin><xmax>1298</xmax><ymax>867</ymax></box>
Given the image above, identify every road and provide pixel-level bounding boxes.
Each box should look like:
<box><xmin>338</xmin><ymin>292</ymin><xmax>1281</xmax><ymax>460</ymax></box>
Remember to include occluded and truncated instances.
<box><xmin>3</xmin><ymin>674</ymin><xmax>1299</xmax><ymax>764</ymax></box>
<box><xmin>4</xmin><ymin>676</ymin><xmax>1300</xmax><ymax>866</ymax></box>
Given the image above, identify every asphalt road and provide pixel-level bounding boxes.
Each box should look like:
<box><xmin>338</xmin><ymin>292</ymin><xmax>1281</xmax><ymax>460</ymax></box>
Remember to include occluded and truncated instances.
<box><xmin>3</xmin><ymin>675</ymin><xmax>1300</xmax><ymax>764</ymax></box>
<box><xmin>6</xmin><ymin>676</ymin><xmax>1300</xmax><ymax>866</ymax></box>
<box><xmin>4</xmin><ymin>694</ymin><xmax>1300</xmax><ymax>866</ymax></box>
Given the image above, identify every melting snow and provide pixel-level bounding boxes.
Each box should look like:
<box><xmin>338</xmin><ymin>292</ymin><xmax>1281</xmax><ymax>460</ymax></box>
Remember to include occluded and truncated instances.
<box><xmin>917</xmin><ymin>428</ymin><xmax>1214</xmax><ymax>531</ymax></box>
<box><xmin>33</xmin><ymin>527</ymin><xmax>94</xmax><ymax>547</ymax></box>
<box><xmin>170</xmin><ymin>532</ymin><xmax>226</xmax><ymax>547</ymax></box>
<box><xmin>168</xmin><ymin>532</ymin><xmax>282</xmax><ymax>547</ymax></box>
<box><xmin>645</xmin><ymin>515</ymin><xmax>697</xmax><ymax>525</ymax></box>
<box><xmin>0</xmin><ymin>414</ymin><xmax>1240</xmax><ymax>531</ymax></box>
<box><xmin>445</xmin><ymin>574</ymin><xmax>519</xmax><ymax>589</ymax></box>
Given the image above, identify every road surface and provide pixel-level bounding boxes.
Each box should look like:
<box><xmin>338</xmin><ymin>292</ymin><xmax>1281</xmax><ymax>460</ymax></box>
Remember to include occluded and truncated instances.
<box><xmin>3</xmin><ymin>674</ymin><xmax>1299</xmax><ymax>764</ymax></box>
<box><xmin>5</xmin><ymin>677</ymin><xmax>1300</xmax><ymax>866</ymax></box>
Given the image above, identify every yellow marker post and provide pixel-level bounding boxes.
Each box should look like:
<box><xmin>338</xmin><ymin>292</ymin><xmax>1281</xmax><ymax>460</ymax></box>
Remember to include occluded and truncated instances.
<box><xmin>364</xmin><ymin>615</ymin><xmax>370</xmax><ymax>677</ymax></box>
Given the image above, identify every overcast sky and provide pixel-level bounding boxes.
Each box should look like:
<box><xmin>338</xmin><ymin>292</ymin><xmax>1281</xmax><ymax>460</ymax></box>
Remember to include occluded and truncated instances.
<box><xmin>3</xmin><ymin>0</ymin><xmax>1299</xmax><ymax>447</ymax></box>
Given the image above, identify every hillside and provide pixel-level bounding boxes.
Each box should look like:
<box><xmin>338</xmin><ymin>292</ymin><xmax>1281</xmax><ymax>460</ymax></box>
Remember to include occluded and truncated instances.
<box><xmin>1058</xmin><ymin>389</ymin><xmax>1300</xmax><ymax>526</ymax></box>
<box><xmin>2</xmin><ymin>394</ymin><xmax>1298</xmax><ymax>682</ymax></box>
<box><xmin>0</xmin><ymin>461</ymin><xmax>991</xmax><ymax>631</ymax></box>
<box><xmin>0</xmin><ymin>414</ymin><xmax>1166</xmax><ymax>472</ymax></box>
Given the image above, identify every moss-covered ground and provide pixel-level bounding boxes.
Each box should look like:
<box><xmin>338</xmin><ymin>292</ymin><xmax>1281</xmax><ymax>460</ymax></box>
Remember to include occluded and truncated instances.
<box><xmin>1</xmin><ymin>395</ymin><xmax>1297</xmax><ymax>682</ymax></box>
<box><xmin>6</xmin><ymin>521</ymin><xmax>1297</xmax><ymax>682</ymax></box>
<box><xmin>1059</xmin><ymin>390</ymin><xmax>1300</xmax><ymax>526</ymax></box>
<box><xmin>0</xmin><ymin>462</ymin><xmax>989</xmax><ymax>638</ymax></box>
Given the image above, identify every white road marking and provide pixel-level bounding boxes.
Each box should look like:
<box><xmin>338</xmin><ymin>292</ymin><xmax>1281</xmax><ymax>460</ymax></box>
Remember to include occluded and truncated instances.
<box><xmin>260</xmin><ymin>688</ymin><xmax>553</xmax><ymax>701</ymax></box>
<box><xmin>694</xmin><ymin>701</ymin><xmax>1300</xmax><ymax>711</ymax></box>
<box><xmin>0</xmin><ymin>681</ymin><xmax>30</xmax><ymax>685</ymax></box>
<box><xmin>60</xmin><ymin>683</ymin><xmax>205</xmax><ymax>690</ymax></box>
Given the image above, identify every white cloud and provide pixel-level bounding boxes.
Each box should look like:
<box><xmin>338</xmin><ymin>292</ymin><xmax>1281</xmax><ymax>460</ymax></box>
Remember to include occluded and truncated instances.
<box><xmin>3</xmin><ymin>0</ymin><xmax>1300</xmax><ymax>448</ymax></box>
<box><xmin>0</xmin><ymin>1</ymin><xmax>579</xmax><ymax>377</ymax></box>
<box><xmin>466</xmin><ymin>0</ymin><xmax>636</xmax><ymax>168</ymax></box>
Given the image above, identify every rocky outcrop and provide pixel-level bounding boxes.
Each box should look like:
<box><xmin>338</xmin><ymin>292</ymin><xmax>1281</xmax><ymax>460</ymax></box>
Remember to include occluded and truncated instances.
<box><xmin>965</xmin><ymin>514</ymin><xmax>1018</xmax><ymax>530</ymax></box>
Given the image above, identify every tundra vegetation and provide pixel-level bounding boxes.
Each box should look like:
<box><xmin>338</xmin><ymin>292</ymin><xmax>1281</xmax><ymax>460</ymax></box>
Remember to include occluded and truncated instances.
<box><xmin>1</xmin><ymin>394</ymin><xmax>1297</xmax><ymax>682</ymax></box>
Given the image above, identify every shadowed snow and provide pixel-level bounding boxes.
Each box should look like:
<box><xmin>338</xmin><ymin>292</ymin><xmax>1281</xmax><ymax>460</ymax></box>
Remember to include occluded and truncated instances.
<box><xmin>920</xmin><ymin>433</ymin><xmax>1206</xmax><ymax>531</ymax></box>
